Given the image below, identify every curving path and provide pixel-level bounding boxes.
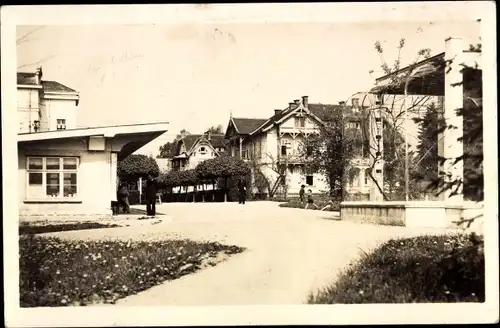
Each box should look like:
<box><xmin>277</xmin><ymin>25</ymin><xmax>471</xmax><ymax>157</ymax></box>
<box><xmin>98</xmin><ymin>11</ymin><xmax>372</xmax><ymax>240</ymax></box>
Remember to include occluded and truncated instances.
<box><xmin>49</xmin><ymin>201</ymin><xmax>455</xmax><ymax>305</ymax></box>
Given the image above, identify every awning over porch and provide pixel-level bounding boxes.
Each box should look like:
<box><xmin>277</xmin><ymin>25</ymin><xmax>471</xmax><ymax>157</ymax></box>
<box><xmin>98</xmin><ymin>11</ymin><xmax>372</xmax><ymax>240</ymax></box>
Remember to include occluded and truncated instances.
<box><xmin>370</xmin><ymin>50</ymin><xmax>481</xmax><ymax>96</ymax></box>
<box><xmin>18</xmin><ymin>121</ymin><xmax>169</xmax><ymax>160</ymax></box>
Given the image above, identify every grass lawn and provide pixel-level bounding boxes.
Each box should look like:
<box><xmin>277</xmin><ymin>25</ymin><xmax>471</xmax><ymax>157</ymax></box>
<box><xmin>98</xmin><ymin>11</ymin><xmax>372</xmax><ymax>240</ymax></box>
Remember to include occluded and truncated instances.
<box><xmin>20</xmin><ymin>235</ymin><xmax>244</xmax><ymax>307</ymax></box>
<box><xmin>19</xmin><ymin>222</ymin><xmax>121</xmax><ymax>235</ymax></box>
<box><xmin>308</xmin><ymin>233</ymin><xmax>484</xmax><ymax>303</ymax></box>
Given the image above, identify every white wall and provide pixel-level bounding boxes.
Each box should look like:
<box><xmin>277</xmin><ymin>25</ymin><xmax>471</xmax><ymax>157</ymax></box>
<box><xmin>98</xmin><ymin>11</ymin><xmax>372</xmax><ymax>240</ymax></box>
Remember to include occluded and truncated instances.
<box><xmin>43</xmin><ymin>98</ymin><xmax>78</xmax><ymax>130</ymax></box>
<box><xmin>18</xmin><ymin>138</ymin><xmax>114</xmax><ymax>216</ymax></box>
<box><xmin>17</xmin><ymin>88</ymin><xmax>40</xmax><ymax>133</ymax></box>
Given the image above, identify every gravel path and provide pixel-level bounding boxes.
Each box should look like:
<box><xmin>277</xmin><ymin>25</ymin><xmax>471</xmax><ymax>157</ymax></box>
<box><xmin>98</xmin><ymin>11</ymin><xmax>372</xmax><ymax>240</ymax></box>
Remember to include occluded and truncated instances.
<box><xmin>45</xmin><ymin>201</ymin><xmax>456</xmax><ymax>305</ymax></box>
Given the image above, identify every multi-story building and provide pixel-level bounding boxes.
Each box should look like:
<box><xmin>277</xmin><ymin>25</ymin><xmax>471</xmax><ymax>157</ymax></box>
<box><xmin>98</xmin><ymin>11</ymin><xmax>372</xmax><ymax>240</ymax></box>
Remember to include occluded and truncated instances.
<box><xmin>17</xmin><ymin>65</ymin><xmax>80</xmax><ymax>133</ymax></box>
<box><xmin>223</xmin><ymin>96</ymin><xmax>375</xmax><ymax>198</ymax></box>
<box><xmin>16</xmin><ymin>66</ymin><xmax>169</xmax><ymax>218</ymax></box>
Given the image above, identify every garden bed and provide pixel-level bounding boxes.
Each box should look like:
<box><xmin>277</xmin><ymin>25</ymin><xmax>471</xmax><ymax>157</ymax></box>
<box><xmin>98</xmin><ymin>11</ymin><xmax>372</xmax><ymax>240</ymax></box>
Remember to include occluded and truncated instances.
<box><xmin>308</xmin><ymin>233</ymin><xmax>484</xmax><ymax>303</ymax></box>
<box><xmin>19</xmin><ymin>222</ymin><xmax>121</xmax><ymax>235</ymax></box>
<box><xmin>19</xmin><ymin>235</ymin><xmax>245</xmax><ymax>307</ymax></box>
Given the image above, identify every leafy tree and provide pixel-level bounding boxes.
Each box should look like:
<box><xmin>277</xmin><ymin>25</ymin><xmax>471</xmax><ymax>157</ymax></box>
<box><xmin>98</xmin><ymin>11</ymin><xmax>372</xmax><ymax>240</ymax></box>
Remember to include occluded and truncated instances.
<box><xmin>413</xmin><ymin>102</ymin><xmax>445</xmax><ymax>185</ymax></box>
<box><xmin>157</xmin><ymin>129</ymin><xmax>190</xmax><ymax>158</ymax></box>
<box><xmin>206</xmin><ymin>124</ymin><xmax>224</xmax><ymax>134</ymax></box>
<box><xmin>301</xmin><ymin>107</ymin><xmax>351</xmax><ymax>200</ymax></box>
<box><xmin>117</xmin><ymin>154</ymin><xmax>160</xmax><ymax>184</ymax></box>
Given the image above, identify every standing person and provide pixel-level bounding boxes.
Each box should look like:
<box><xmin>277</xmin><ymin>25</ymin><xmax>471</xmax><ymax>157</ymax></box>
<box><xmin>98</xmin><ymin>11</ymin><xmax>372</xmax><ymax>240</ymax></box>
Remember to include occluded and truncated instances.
<box><xmin>237</xmin><ymin>178</ymin><xmax>247</xmax><ymax>204</ymax></box>
<box><xmin>305</xmin><ymin>189</ymin><xmax>319</xmax><ymax>209</ymax></box>
<box><xmin>117</xmin><ymin>183</ymin><xmax>130</xmax><ymax>214</ymax></box>
<box><xmin>299</xmin><ymin>185</ymin><xmax>306</xmax><ymax>203</ymax></box>
<box><xmin>145</xmin><ymin>174</ymin><xmax>157</xmax><ymax>216</ymax></box>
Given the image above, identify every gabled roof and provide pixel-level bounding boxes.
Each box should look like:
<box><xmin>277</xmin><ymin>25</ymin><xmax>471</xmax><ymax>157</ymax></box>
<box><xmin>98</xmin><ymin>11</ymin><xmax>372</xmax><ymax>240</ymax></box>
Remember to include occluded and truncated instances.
<box><xmin>249</xmin><ymin>102</ymin><xmax>328</xmax><ymax>136</ymax></box>
<box><xmin>173</xmin><ymin>133</ymin><xmax>226</xmax><ymax>158</ymax></box>
<box><xmin>230</xmin><ymin>118</ymin><xmax>268</xmax><ymax>135</ymax></box>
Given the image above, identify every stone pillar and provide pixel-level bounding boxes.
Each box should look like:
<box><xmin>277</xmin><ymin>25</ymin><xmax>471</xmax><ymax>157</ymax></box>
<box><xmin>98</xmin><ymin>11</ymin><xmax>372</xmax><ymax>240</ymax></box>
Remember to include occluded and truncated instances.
<box><xmin>441</xmin><ymin>37</ymin><xmax>464</xmax><ymax>204</ymax></box>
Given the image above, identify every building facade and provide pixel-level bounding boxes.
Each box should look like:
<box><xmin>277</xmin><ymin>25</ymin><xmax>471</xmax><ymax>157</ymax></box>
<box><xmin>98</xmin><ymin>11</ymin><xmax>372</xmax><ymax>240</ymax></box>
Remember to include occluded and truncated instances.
<box><xmin>170</xmin><ymin>132</ymin><xmax>226</xmax><ymax>171</ymax></box>
<box><xmin>17</xmin><ymin>66</ymin><xmax>169</xmax><ymax>218</ymax></box>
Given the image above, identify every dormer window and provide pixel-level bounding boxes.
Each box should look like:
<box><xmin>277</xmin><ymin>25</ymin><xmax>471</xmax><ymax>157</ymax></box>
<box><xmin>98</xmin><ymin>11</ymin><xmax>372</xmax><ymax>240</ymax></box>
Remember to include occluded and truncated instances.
<box><xmin>199</xmin><ymin>146</ymin><xmax>207</xmax><ymax>154</ymax></box>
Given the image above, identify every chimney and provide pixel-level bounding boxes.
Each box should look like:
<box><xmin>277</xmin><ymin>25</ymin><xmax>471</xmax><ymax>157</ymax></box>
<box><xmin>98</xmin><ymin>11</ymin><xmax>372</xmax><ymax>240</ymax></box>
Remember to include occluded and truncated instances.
<box><xmin>274</xmin><ymin>109</ymin><xmax>283</xmax><ymax>115</ymax></box>
<box><xmin>339</xmin><ymin>101</ymin><xmax>346</xmax><ymax>106</ymax></box>
<box><xmin>289</xmin><ymin>102</ymin><xmax>296</xmax><ymax>110</ymax></box>
<box><xmin>302</xmin><ymin>96</ymin><xmax>309</xmax><ymax>108</ymax></box>
<box><xmin>35</xmin><ymin>65</ymin><xmax>43</xmax><ymax>85</ymax></box>
<box><xmin>351</xmin><ymin>98</ymin><xmax>360</xmax><ymax>107</ymax></box>
<box><xmin>294</xmin><ymin>99</ymin><xmax>300</xmax><ymax>106</ymax></box>
<box><xmin>206</xmin><ymin>130</ymin><xmax>212</xmax><ymax>140</ymax></box>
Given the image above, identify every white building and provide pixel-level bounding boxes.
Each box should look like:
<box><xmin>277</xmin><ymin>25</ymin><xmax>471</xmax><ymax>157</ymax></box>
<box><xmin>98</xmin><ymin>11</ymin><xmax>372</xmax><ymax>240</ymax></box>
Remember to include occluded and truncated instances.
<box><xmin>17</xmin><ymin>66</ymin><xmax>169</xmax><ymax>218</ymax></box>
<box><xmin>225</xmin><ymin>96</ymin><xmax>337</xmax><ymax>196</ymax></box>
<box><xmin>170</xmin><ymin>132</ymin><xmax>226</xmax><ymax>171</ymax></box>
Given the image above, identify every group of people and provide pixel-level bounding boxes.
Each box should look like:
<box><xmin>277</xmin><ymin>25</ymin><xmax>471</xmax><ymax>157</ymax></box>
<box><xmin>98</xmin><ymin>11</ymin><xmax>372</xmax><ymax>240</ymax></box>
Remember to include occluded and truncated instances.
<box><xmin>299</xmin><ymin>184</ymin><xmax>332</xmax><ymax>211</ymax></box>
<box><xmin>116</xmin><ymin>174</ymin><xmax>158</xmax><ymax>216</ymax></box>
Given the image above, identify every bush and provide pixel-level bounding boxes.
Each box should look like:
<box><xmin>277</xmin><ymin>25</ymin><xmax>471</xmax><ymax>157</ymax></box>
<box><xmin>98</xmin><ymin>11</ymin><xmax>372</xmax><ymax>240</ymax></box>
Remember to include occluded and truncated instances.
<box><xmin>19</xmin><ymin>235</ymin><xmax>245</xmax><ymax>307</ymax></box>
<box><xmin>308</xmin><ymin>233</ymin><xmax>484</xmax><ymax>303</ymax></box>
<box><xmin>117</xmin><ymin>154</ymin><xmax>160</xmax><ymax>183</ymax></box>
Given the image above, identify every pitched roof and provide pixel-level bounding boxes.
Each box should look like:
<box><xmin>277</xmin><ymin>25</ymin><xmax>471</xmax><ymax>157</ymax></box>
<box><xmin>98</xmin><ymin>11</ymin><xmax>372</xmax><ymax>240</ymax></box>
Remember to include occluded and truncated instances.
<box><xmin>174</xmin><ymin>133</ymin><xmax>226</xmax><ymax>157</ymax></box>
<box><xmin>17</xmin><ymin>72</ymin><xmax>78</xmax><ymax>93</ymax></box>
<box><xmin>42</xmin><ymin>80</ymin><xmax>77</xmax><ymax>93</ymax></box>
<box><xmin>231</xmin><ymin>118</ymin><xmax>268</xmax><ymax>135</ymax></box>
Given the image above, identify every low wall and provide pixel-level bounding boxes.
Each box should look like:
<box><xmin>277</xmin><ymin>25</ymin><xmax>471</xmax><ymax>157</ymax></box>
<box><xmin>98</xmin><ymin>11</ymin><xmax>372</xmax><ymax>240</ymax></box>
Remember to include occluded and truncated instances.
<box><xmin>340</xmin><ymin>201</ymin><xmax>484</xmax><ymax>231</ymax></box>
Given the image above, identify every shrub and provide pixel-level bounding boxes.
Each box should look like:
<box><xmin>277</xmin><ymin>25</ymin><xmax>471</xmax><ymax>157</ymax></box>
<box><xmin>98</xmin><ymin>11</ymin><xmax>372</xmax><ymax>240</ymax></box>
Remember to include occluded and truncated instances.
<box><xmin>117</xmin><ymin>154</ymin><xmax>160</xmax><ymax>183</ymax></box>
<box><xmin>308</xmin><ymin>233</ymin><xmax>484</xmax><ymax>303</ymax></box>
<box><xmin>19</xmin><ymin>235</ymin><xmax>245</xmax><ymax>307</ymax></box>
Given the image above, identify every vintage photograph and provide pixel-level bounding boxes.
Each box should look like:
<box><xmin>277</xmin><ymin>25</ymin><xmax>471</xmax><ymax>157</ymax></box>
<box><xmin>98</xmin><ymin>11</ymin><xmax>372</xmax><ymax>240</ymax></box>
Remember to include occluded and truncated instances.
<box><xmin>2</xmin><ymin>2</ymin><xmax>497</xmax><ymax>327</ymax></box>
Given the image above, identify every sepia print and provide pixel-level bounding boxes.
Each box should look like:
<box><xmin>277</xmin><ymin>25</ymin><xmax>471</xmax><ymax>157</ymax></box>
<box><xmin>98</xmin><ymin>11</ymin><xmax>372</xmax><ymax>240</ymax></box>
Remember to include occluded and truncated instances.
<box><xmin>2</xmin><ymin>2</ymin><xmax>498</xmax><ymax>327</ymax></box>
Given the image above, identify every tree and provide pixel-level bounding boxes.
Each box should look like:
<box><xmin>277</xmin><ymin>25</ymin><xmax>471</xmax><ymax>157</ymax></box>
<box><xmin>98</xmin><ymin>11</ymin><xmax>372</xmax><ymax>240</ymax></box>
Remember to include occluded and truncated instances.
<box><xmin>413</xmin><ymin>102</ymin><xmax>445</xmax><ymax>185</ymax></box>
<box><xmin>117</xmin><ymin>154</ymin><xmax>160</xmax><ymax>184</ymax></box>
<box><xmin>196</xmin><ymin>156</ymin><xmax>251</xmax><ymax>202</ymax></box>
<box><xmin>157</xmin><ymin>129</ymin><xmax>190</xmax><ymax>158</ymax></box>
<box><xmin>206</xmin><ymin>124</ymin><xmax>224</xmax><ymax>134</ymax></box>
<box><xmin>301</xmin><ymin>107</ymin><xmax>351</xmax><ymax>200</ymax></box>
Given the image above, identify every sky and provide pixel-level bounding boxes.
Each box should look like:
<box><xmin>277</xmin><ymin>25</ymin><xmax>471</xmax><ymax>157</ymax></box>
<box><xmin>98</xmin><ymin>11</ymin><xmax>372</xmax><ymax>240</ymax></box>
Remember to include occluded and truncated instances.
<box><xmin>16</xmin><ymin>18</ymin><xmax>480</xmax><ymax>156</ymax></box>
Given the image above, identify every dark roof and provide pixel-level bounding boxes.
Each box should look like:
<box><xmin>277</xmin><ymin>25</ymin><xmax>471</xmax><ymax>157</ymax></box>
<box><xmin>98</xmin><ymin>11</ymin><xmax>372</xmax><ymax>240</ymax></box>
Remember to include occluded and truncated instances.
<box><xmin>231</xmin><ymin>118</ymin><xmax>268</xmax><ymax>135</ymax></box>
<box><xmin>175</xmin><ymin>133</ymin><xmax>226</xmax><ymax>156</ymax></box>
<box><xmin>308</xmin><ymin>103</ymin><xmax>343</xmax><ymax>121</ymax></box>
<box><xmin>17</xmin><ymin>72</ymin><xmax>38</xmax><ymax>85</ymax></box>
<box><xmin>42</xmin><ymin>80</ymin><xmax>77</xmax><ymax>93</ymax></box>
<box><xmin>17</xmin><ymin>72</ymin><xmax>77</xmax><ymax>93</ymax></box>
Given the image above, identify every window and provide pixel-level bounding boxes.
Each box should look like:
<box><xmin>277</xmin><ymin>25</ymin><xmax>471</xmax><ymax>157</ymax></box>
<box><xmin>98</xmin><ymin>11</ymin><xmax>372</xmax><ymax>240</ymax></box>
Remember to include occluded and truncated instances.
<box><xmin>199</xmin><ymin>146</ymin><xmax>207</xmax><ymax>154</ymax></box>
<box><xmin>306</xmin><ymin>146</ymin><xmax>313</xmax><ymax>156</ymax></box>
<box><xmin>26</xmin><ymin>157</ymin><xmax>79</xmax><ymax>200</ymax></box>
<box><xmin>364</xmin><ymin>172</ymin><xmax>369</xmax><ymax>185</ymax></box>
<box><xmin>295</xmin><ymin>117</ymin><xmax>306</xmax><ymax>128</ymax></box>
<box><xmin>306</xmin><ymin>175</ymin><xmax>314</xmax><ymax>186</ymax></box>
<box><xmin>281</xmin><ymin>145</ymin><xmax>287</xmax><ymax>156</ymax></box>
<box><xmin>57</xmin><ymin>119</ymin><xmax>66</xmax><ymax>130</ymax></box>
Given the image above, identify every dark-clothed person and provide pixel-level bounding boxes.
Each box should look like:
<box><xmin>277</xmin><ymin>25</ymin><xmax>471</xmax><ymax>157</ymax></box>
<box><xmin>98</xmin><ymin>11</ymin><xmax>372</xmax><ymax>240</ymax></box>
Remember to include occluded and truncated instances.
<box><xmin>145</xmin><ymin>175</ymin><xmax>157</xmax><ymax>216</ymax></box>
<box><xmin>237</xmin><ymin>178</ymin><xmax>247</xmax><ymax>204</ymax></box>
<box><xmin>117</xmin><ymin>183</ymin><xmax>130</xmax><ymax>213</ymax></box>
<box><xmin>299</xmin><ymin>185</ymin><xmax>306</xmax><ymax>202</ymax></box>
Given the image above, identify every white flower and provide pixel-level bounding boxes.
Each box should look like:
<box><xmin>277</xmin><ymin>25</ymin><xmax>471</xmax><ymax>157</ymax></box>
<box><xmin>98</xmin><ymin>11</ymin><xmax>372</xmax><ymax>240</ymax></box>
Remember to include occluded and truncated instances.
<box><xmin>359</xmin><ymin>290</ymin><xmax>364</xmax><ymax>295</ymax></box>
